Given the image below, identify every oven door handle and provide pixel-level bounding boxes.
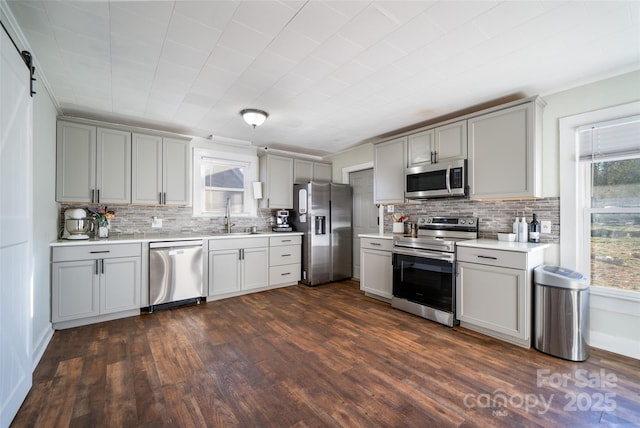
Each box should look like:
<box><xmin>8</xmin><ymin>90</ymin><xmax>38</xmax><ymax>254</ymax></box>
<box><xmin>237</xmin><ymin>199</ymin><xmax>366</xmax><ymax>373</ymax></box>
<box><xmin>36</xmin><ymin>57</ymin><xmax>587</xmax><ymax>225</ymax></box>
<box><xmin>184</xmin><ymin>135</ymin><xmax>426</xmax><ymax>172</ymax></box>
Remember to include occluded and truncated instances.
<box><xmin>392</xmin><ymin>247</ymin><xmax>454</xmax><ymax>262</ymax></box>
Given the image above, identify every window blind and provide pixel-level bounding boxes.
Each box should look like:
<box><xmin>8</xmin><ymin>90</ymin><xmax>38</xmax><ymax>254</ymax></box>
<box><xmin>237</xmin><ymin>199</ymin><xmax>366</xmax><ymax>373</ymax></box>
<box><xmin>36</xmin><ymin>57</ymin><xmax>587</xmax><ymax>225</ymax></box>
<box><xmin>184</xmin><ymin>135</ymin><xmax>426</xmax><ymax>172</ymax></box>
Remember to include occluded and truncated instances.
<box><xmin>578</xmin><ymin>114</ymin><xmax>640</xmax><ymax>161</ymax></box>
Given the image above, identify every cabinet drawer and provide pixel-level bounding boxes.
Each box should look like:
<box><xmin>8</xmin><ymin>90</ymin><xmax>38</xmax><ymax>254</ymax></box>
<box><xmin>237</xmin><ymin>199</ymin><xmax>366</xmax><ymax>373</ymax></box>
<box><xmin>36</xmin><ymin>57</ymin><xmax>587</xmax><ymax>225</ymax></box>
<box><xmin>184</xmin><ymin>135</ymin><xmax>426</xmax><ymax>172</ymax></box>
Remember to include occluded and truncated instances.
<box><xmin>52</xmin><ymin>243</ymin><xmax>142</xmax><ymax>262</ymax></box>
<box><xmin>269</xmin><ymin>263</ymin><xmax>301</xmax><ymax>285</ymax></box>
<box><xmin>208</xmin><ymin>237</ymin><xmax>269</xmax><ymax>251</ymax></box>
<box><xmin>360</xmin><ymin>237</ymin><xmax>393</xmax><ymax>252</ymax></box>
<box><xmin>457</xmin><ymin>246</ymin><xmax>527</xmax><ymax>270</ymax></box>
<box><xmin>269</xmin><ymin>235</ymin><xmax>301</xmax><ymax>246</ymax></box>
<box><xmin>270</xmin><ymin>245</ymin><xmax>301</xmax><ymax>266</ymax></box>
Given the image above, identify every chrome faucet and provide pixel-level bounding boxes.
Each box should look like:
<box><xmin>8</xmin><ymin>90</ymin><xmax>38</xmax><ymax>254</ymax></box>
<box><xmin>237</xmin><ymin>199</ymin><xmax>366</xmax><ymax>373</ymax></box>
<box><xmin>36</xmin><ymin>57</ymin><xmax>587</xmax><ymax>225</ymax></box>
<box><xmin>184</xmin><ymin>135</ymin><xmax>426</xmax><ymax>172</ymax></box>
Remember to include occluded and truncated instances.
<box><xmin>224</xmin><ymin>197</ymin><xmax>234</xmax><ymax>233</ymax></box>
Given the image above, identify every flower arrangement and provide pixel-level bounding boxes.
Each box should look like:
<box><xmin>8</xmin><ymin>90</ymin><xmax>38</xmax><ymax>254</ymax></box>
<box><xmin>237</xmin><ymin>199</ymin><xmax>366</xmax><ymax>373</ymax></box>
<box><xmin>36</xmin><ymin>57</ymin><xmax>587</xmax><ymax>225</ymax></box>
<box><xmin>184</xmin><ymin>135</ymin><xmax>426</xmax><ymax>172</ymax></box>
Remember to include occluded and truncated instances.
<box><xmin>90</xmin><ymin>205</ymin><xmax>116</xmax><ymax>227</ymax></box>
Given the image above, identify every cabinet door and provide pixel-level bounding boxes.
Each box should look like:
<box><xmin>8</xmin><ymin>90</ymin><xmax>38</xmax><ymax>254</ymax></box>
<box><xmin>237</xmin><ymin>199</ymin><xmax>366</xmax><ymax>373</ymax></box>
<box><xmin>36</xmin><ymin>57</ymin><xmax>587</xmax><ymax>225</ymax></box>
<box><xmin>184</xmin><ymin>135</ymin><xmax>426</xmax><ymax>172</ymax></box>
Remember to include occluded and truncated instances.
<box><xmin>51</xmin><ymin>260</ymin><xmax>100</xmax><ymax>322</ymax></box>
<box><xmin>163</xmin><ymin>138</ymin><xmax>191</xmax><ymax>205</ymax></box>
<box><xmin>96</xmin><ymin>127</ymin><xmax>131</xmax><ymax>204</ymax></box>
<box><xmin>456</xmin><ymin>261</ymin><xmax>527</xmax><ymax>339</ymax></box>
<box><xmin>56</xmin><ymin>121</ymin><xmax>96</xmax><ymax>202</ymax></box>
<box><xmin>360</xmin><ymin>248</ymin><xmax>392</xmax><ymax>299</ymax></box>
<box><xmin>374</xmin><ymin>137</ymin><xmax>406</xmax><ymax>204</ymax></box>
<box><xmin>468</xmin><ymin>102</ymin><xmax>538</xmax><ymax>199</ymax></box>
<box><xmin>209</xmin><ymin>250</ymin><xmax>241</xmax><ymax>295</ymax></box>
<box><xmin>407</xmin><ymin>130</ymin><xmax>434</xmax><ymax>166</ymax></box>
<box><xmin>293</xmin><ymin>159</ymin><xmax>313</xmax><ymax>184</ymax></box>
<box><xmin>100</xmin><ymin>256</ymin><xmax>141</xmax><ymax>314</ymax></box>
<box><xmin>435</xmin><ymin>120</ymin><xmax>467</xmax><ymax>162</ymax></box>
<box><xmin>242</xmin><ymin>247</ymin><xmax>269</xmax><ymax>290</ymax></box>
<box><xmin>313</xmin><ymin>162</ymin><xmax>332</xmax><ymax>182</ymax></box>
<box><xmin>132</xmin><ymin>133</ymin><xmax>163</xmax><ymax>204</ymax></box>
<box><xmin>264</xmin><ymin>155</ymin><xmax>293</xmax><ymax>208</ymax></box>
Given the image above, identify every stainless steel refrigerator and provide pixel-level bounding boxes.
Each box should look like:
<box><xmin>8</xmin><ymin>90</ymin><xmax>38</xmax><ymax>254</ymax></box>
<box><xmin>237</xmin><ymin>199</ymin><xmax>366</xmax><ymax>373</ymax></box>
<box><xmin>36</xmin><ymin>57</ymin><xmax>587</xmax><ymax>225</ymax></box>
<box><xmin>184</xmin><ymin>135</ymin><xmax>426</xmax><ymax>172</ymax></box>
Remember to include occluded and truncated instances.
<box><xmin>290</xmin><ymin>182</ymin><xmax>352</xmax><ymax>286</ymax></box>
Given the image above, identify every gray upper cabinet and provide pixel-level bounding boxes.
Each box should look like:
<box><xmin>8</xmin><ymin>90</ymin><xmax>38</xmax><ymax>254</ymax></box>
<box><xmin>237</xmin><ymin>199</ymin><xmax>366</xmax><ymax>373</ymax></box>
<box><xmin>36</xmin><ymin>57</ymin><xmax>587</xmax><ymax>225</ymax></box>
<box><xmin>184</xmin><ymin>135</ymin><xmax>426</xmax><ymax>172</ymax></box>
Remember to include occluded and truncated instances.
<box><xmin>293</xmin><ymin>159</ymin><xmax>332</xmax><ymax>183</ymax></box>
<box><xmin>259</xmin><ymin>154</ymin><xmax>294</xmax><ymax>209</ymax></box>
<box><xmin>374</xmin><ymin>137</ymin><xmax>406</xmax><ymax>204</ymax></box>
<box><xmin>313</xmin><ymin>162</ymin><xmax>332</xmax><ymax>182</ymax></box>
<box><xmin>56</xmin><ymin>121</ymin><xmax>131</xmax><ymax>204</ymax></box>
<box><xmin>293</xmin><ymin>159</ymin><xmax>313</xmax><ymax>183</ymax></box>
<box><xmin>468</xmin><ymin>98</ymin><xmax>544</xmax><ymax>199</ymax></box>
<box><xmin>407</xmin><ymin>120</ymin><xmax>467</xmax><ymax>167</ymax></box>
<box><xmin>132</xmin><ymin>133</ymin><xmax>190</xmax><ymax>205</ymax></box>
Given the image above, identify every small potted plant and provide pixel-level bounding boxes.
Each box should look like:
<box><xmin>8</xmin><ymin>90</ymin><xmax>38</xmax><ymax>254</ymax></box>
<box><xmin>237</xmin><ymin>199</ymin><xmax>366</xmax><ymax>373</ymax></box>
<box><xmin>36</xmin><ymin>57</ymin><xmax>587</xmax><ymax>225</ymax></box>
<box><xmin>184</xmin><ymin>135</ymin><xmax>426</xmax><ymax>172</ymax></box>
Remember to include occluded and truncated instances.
<box><xmin>90</xmin><ymin>205</ymin><xmax>115</xmax><ymax>238</ymax></box>
<box><xmin>391</xmin><ymin>213</ymin><xmax>406</xmax><ymax>234</ymax></box>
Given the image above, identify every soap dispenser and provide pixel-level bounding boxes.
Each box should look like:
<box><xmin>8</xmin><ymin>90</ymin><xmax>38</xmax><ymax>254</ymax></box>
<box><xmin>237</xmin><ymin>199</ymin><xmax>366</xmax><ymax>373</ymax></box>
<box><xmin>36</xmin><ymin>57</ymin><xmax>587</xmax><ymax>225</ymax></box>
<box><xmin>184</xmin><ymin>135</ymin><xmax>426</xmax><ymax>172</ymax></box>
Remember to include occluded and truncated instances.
<box><xmin>512</xmin><ymin>212</ymin><xmax>519</xmax><ymax>240</ymax></box>
<box><xmin>518</xmin><ymin>213</ymin><xmax>528</xmax><ymax>242</ymax></box>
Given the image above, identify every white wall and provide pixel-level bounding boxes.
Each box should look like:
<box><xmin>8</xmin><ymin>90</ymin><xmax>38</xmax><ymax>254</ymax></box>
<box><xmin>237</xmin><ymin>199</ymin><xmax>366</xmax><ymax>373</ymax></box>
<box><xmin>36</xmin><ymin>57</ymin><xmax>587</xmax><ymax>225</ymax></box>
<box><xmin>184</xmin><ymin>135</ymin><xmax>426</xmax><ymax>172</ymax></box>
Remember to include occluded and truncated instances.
<box><xmin>31</xmin><ymin>70</ymin><xmax>57</xmax><ymax>366</ymax></box>
<box><xmin>329</xmin><ymin>143</ymin><xmax>373</xmax><ymax>183</ymax></box>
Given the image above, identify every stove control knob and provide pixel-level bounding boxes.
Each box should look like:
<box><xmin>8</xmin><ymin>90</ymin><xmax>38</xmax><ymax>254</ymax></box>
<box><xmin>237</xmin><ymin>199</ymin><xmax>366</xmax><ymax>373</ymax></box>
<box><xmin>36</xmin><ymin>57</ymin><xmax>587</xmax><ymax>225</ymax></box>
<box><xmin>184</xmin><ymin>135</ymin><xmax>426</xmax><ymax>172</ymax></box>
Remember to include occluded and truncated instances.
<box><xmin>418</xmin><ymin>218</ymin><xmax>426</xmax><ymax>225</ymax></box>
<box><xmin>425</xmin><ymin>217</ymin><xmax>432</xmax><ymax>224</ymax></box>
<box><xmin>460</xmin><ymin>219</ymin><xmax>466</xmax><ymax>224</ymax></box>
<box><xmin>468</xmin><ymin>219</ymin><xmax>474</xmax><ymax>225</ymax></box>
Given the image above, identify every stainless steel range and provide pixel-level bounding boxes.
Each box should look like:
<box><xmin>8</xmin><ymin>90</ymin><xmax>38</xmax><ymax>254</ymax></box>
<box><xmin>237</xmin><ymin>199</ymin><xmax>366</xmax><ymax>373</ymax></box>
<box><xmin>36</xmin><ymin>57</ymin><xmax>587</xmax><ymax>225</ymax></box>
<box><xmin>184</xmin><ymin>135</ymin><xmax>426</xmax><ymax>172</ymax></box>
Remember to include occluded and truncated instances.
<box><xmin>392</xmin><ymin>216</ymin><xmax>478</xmax><ymax>327</ymax></box>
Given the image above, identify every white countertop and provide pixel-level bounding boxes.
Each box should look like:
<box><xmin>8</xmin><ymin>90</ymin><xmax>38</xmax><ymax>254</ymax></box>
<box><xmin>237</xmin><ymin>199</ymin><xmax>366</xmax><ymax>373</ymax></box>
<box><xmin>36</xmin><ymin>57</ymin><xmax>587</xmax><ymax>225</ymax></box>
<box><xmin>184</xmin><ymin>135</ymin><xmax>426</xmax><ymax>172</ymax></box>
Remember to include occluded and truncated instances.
<box><xmin>456</xmin><ymin>239</ymin><xmax>550</xmax><ymax>253</ymax></box>
<box><xmin>358</xmin><ymin>233</ymin><xmax>395</xmax><ymax>239</ymax></box>
<box><xmin>51</xmin><ymin>231</ymin><xmax>303</xmax><ymax>246</ymax></box>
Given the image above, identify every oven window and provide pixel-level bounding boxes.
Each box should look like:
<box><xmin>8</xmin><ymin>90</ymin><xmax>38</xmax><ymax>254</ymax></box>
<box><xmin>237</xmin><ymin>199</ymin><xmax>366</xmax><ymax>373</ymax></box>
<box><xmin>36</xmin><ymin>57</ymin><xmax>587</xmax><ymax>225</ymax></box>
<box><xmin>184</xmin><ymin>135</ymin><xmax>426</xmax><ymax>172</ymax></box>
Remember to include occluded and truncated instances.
<box><xmin>392</xmin><ymin>253</ymin><xmax>454</xmax><ymax>312</ymax></box>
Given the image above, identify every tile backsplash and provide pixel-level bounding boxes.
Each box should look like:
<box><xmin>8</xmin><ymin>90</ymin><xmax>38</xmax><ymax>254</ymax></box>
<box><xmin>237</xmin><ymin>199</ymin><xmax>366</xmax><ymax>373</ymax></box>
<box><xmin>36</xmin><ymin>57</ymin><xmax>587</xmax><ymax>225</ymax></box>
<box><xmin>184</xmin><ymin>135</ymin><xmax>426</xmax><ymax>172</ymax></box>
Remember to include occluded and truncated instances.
<box><xmin>58</xmin><ymin>204</ymin><xmax>279</xmax><ymax>238</ymax></box>
<box><xmin>383</xmin><ymin>197</ymin><xmax>560</xmax><ymax>243</ymax></box>
<box><xmin>60</xmin><ymin>197</ymin><xmax>560</xmax><ymax>243</ymax></box>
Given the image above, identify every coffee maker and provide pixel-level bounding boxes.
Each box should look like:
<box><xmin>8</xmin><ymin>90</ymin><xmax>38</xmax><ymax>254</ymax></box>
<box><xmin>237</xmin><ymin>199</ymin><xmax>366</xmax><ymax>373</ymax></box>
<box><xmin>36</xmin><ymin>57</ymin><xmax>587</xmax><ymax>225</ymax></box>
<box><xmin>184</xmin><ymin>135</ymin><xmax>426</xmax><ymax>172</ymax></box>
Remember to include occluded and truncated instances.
<box><xmin>62</xmin><ymin>208</ymin><xmax>91</xmax><ymax>239</ymax></box>
<box><xmin>273</xmin><ymin>209</ymin><xmax>292</xmax><ymax>232</ymax></box>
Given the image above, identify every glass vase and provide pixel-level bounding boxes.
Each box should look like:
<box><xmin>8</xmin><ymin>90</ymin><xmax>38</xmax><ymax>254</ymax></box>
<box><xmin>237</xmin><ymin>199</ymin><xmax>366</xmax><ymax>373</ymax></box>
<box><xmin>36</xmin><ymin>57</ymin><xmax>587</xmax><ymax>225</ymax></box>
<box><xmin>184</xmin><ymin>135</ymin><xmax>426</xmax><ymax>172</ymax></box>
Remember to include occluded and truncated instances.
<box><xmin>97</xmin><ymin>225</ymin><xmax>109</xmax><ymax>238</ymax></box>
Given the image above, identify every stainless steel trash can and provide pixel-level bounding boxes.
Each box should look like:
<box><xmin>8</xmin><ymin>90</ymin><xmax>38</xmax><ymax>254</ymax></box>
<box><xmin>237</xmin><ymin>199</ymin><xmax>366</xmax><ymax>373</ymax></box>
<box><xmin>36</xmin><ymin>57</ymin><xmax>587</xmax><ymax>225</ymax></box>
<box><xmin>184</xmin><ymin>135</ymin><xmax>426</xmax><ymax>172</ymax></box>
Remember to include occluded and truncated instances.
<box><xmin>534</xmin><ymin>265</ymin><xmax>590</xmax><ymax>361</ymax></box>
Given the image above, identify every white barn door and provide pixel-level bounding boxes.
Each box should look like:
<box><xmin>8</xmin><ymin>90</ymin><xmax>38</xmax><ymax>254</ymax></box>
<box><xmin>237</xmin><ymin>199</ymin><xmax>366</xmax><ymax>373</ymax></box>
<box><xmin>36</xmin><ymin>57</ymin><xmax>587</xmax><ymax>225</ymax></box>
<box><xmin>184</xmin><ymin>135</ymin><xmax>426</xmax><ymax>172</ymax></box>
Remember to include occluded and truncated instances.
<box><xmin>0</xmin><ymin>28</ymin><xmax>33</xmax><ymax>427</ymax></box>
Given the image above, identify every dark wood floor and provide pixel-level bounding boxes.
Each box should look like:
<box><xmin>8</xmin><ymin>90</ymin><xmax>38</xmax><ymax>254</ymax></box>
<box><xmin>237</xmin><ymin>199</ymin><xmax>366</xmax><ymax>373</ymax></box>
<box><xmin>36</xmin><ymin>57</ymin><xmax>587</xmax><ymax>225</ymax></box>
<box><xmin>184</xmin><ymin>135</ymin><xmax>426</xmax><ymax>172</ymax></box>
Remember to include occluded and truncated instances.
<box><xmin>12</xmin><ymin>280</ymin><xmax>640</xmax><ymax>427</ymax></box>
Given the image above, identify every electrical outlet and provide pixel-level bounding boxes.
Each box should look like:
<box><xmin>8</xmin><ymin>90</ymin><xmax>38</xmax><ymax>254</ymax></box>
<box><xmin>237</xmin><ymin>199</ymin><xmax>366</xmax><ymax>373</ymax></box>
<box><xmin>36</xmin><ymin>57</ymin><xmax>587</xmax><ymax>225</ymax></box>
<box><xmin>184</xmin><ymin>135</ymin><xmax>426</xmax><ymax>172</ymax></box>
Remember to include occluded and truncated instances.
<box><xmin>151</xmin><ymin>216</ymin><xmax>163</xmax><ymax>228</ymax></box>
<box><xmin>387</xmin><ymin>205</ymin><xmax>395</xmax><ymax>213</ymax></box>
<box><xmin>541</xmin><ymin>220</ymin><xmax>551</xmax><ymax>234</ymax></box>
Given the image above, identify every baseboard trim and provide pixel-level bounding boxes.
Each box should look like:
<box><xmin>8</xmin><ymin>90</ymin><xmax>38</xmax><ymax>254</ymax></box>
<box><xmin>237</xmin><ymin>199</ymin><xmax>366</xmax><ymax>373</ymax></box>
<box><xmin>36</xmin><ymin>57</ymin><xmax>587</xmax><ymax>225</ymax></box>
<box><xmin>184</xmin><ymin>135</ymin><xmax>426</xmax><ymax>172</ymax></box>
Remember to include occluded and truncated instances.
<box><xmin>590</xmin><ymin>331</ymin><xmax>640</xmax><ymax>360</ymax></box>
<box><xmin>32</xmin><ymin>326</ymin><xmax>54</xmax><ymax>371</ymax></box>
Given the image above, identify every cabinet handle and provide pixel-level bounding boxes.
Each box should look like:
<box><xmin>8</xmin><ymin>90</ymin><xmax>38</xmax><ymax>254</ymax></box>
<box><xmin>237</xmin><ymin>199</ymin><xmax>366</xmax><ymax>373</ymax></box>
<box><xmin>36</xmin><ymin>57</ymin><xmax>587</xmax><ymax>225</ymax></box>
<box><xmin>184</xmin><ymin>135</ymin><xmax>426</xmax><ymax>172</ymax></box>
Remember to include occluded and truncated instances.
<box><xmin>282</xmin><ymin>239</ymin><xmax>291</xmax><ymax>242</ymax></box>
<box><xmin>163</xmin><ymin>192</ymin><xmax>167</xmax><ymax>204</ymax></box>
<box><xmin>434</xmin><ymin>151</ymin><xmax>438</xmax><ymax>163</ymax></box>
<box><xmin>95</xmin><ymin>259</ymin><xmax>99</xmax><ymax>275</ymax></box>
<box><xmin>90</xmin><ymin>250</ymin><xmax>110</xmax><ymax>254</ymax></box>
<box><xmin>370</xmin><ymin>242</ymin><xmax>381</xmax><ymax>246</ymax></box>
<box><xmin>91</xmin><ymin>189</ymin><xmax>95</xmax><ymax>203</ymax></box>
<box><xmin>281</xmin><ymin>272</ymin><xmax>290</xmax><ymax>276</ymax></box>
<box><xmin>159</xmin><ymin>192</ymin><xmax>163</xmax><ymax>204</ymax></box>
<box><xmin>96</xmin><ymin>189</ymin><xmax>100</xmax><ymax>203</ymax></box>
<box><xmin>477</xmin><ymin>255</ymin><xmax>498</xmax><ymax>260</ymax></box>
<box><xmin>281</xmin><ymin>254</ymin><xmax>291</xmax><ymax>257</ymax></box>
<box><xmin>101</xmin><ymin>259</ymin><xmax>105</xmax><ymax>274</ymax></box>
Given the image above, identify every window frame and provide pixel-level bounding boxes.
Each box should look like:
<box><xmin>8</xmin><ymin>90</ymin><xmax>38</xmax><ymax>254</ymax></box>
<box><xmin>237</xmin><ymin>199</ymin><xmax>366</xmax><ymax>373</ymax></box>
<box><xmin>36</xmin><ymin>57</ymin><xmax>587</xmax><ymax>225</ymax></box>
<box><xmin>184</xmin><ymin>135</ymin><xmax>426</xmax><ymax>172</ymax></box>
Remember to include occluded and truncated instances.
<box><xmin>192</xmin><ymin>148</ymin><xmax>259</xmax><ymax>218</ymax></box>
<box><xmin>559</xmin><ymin>100</ymin><xmax>640</xmax><ymax>301</ymax></box>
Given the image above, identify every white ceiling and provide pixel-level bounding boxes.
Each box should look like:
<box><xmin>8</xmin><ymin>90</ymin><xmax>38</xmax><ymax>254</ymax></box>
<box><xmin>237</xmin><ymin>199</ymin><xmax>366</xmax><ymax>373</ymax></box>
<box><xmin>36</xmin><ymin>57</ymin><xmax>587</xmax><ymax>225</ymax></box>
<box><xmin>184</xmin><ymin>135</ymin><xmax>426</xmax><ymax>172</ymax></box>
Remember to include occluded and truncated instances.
<box><xmin>6</xmin><ymin>0</ymin><xmax>640</xmax><ymax>156</ymax></box>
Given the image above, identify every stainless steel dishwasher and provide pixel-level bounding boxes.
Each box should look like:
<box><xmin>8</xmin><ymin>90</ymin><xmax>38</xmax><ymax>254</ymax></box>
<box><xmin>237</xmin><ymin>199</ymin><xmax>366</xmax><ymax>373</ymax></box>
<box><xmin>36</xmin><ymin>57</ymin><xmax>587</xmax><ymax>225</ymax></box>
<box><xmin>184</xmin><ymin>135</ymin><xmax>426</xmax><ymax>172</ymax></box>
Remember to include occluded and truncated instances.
<box><xmin>149</xmin><ymin>240</ymin><xmax>203</xmax><ymax>311</ymax></box>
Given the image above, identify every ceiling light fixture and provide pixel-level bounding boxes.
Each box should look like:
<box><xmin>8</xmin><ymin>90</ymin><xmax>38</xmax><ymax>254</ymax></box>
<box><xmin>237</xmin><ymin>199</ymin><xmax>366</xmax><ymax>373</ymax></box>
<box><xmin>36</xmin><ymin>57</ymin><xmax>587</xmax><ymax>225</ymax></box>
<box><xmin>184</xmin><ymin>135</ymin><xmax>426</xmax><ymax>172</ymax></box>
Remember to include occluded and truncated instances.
<box><xmin>240</xmin><ymin>108</ymin><xmax>268</xmax><ymax>128</ymax></box>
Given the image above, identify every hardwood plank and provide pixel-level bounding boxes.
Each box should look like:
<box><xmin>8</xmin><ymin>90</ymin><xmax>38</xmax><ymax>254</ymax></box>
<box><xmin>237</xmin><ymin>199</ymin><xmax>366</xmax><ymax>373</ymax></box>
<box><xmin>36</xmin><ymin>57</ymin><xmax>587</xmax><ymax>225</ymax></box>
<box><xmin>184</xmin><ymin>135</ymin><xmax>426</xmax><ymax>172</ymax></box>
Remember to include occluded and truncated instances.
<box><xmin>11</xmin><ymin>280</ymin><xmax>640</xmax><ymax>427</ymax></box>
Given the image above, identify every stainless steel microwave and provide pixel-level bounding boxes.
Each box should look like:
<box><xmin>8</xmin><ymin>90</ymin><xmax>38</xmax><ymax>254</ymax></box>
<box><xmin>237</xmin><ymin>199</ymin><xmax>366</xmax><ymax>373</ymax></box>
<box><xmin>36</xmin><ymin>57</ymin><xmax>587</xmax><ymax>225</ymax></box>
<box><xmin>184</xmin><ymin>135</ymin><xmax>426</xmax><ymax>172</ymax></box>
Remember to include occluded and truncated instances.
<box><xmin>405</xmin><ymin>159</ymin><xmax>467</xmax><ymax>199</ymax></box>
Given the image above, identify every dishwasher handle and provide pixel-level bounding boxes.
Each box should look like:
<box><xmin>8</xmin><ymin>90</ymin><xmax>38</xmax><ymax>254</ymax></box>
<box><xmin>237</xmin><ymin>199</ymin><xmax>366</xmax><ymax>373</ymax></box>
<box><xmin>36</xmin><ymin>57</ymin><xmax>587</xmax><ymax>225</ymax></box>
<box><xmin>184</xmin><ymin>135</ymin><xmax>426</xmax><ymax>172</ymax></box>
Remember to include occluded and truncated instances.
<box><xmin>150</xmin><ymin>240</ymin><xmax>203</xmax><ymax>249</ymax></box>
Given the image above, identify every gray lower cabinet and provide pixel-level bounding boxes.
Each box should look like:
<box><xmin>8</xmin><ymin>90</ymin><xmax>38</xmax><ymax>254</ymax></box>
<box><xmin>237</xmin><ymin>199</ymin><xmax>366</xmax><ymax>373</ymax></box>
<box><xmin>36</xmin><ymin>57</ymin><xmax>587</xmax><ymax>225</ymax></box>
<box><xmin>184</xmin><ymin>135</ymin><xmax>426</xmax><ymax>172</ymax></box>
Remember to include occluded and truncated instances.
<box><xmin>456</xmin><ymin>245</ymin><xmax>545</xmax><ymax>348</ymax></box>
<box><xmin>269</xmin><ymin>235</ymin><xmax>301</xmax><ymax>286</ymax></box>
<box><xmin>359</xmin><ymin>237</ymin><xmax>393</xmax><ymax>300</ymax></box>
<box><xmin>51</xmin><ymin>243</ymin><xmax>141</xmax><ymax>329</ymax></box>
<box><xmin>208</xmin><ymin>237</ymin><xmax>270</xmax><ymax>298</ymax></box>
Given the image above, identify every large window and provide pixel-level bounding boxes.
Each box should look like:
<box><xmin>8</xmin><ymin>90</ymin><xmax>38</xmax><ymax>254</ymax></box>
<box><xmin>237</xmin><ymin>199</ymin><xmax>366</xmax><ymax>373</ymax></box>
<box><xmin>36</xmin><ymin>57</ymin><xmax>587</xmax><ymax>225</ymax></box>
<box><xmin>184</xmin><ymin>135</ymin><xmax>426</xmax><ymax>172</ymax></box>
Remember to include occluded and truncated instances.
<box><xmin>193</xmin><ymin>148</ymin><xmax>258</xmax><ymax>217</ymax></box>
<box><xmin>577</xmin><ymin>116</ymin><xmax>640</xmax><ymax>292</ymax></box>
